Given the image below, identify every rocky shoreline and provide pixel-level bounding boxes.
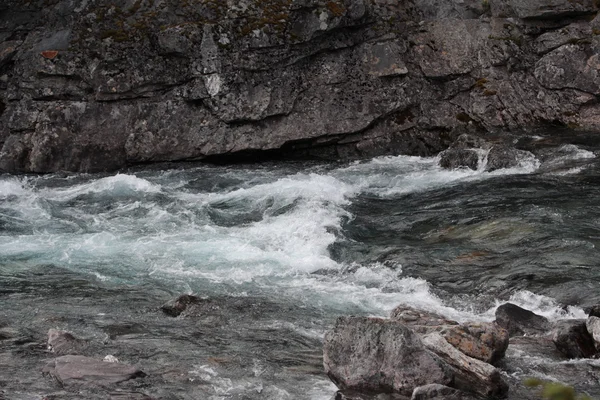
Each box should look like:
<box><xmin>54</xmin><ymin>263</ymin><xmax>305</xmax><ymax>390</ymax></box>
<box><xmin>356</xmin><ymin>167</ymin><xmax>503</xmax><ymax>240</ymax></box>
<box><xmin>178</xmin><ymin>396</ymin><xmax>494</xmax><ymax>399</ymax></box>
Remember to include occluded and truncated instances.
<box><xmin>324</xmin><ymin>303</ymin><xmax>600</xmax><ymax>400</ymax></box>
<box><xmin>4</xmin><ymin>282</ymin><xmax>600</xmax><ymax>400</ymax></box>
<box><xmin>2</xmin><ymin>0</ymin><xmax>600</xmax><ymax>173</ymax></box>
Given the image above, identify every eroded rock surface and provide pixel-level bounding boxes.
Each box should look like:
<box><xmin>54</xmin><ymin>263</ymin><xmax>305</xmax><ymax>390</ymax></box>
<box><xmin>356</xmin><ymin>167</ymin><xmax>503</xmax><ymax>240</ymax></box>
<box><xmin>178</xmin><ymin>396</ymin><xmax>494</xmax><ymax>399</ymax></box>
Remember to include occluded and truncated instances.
<box><xmin>43</xmin><ymin>355</ymin><xmax>145</xmax><ymax>386</ymax></box>
<box><xmin>1</xmin><ymin>0</ymin><xmax>600</xmax><ymax>172</ymax></box>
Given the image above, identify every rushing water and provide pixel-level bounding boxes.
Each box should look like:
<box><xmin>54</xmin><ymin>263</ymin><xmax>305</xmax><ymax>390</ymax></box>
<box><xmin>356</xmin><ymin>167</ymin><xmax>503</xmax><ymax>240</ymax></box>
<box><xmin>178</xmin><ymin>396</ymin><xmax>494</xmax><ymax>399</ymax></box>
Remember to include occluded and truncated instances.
<box><xmin>2</xmin><ymin>135</ymin><xmax>600</xmax><ymax>399</ymax></box>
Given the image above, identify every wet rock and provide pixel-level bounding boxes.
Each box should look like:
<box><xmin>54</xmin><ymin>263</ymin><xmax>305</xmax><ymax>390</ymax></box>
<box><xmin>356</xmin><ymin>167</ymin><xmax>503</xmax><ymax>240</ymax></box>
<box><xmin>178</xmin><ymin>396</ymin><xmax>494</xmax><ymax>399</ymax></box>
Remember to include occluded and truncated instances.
<box><xmin>43</xmin><ymin>355</ymin><xmax>145</xmax><ymax>386</ymax></box>
<box><xmin>586</xmin><ymin>305</ymin><xmax>600</xmax><ymax>318</ymax></box>
<box><xmin>551</xmin><ymin>319</ymin><xmax>597</xmax><ymax>359</ymax></box>
<box><xmin>411</xmin><ymin>384</ymin><xmax>475</xmax><ymax>400</ymax></box>
<box><xmin>439</xmin><ymin>148</ymin><xmax>481</xmax><ymax>170</ymax></box>
<box><xmin>439</xmin><ymin>323</ymin><xmax>509</xmax><ymax>364</ymax></box>
<box><xmin>390</xmin><ymin>306</ymin><xmax>458</xmax><ymax>327</ymax></box>
<box><xmin>323</xmin><ymin>317</ymin><xmax>452</xmax><ymax>395</ymax></box>
<box><xmin>485</xmin><ymin>145</ymin><xmax>522</xmax><ymax>172</ymax></box>
<box><xmin>586</xmin><ymin>316</ymin><xmax>600</xmax><ymax>348</ymax></box>
<box><xmin>421</xmin><ymin>333</ymin><xmax>508</xmax><ymax>398</ymax></box>
<box><xmin>495</xmin><ymin>303</ymin><xmax>551</xmax><ymax>336</ymax></box>
<box><xmin>47</xmin><ymin>329</ymin><xmax>86</xmax><ymax>355</ymax></box>
<box><xmin>438</xmin><ymin>134</ymin><xmax>491</xmax><ymax>171</ymax></box>
<box><xmin>160</xmin><ymin>294</ymin><xmax>201</xmax><ymax>317</ymax></box>
<box><xmin>391</xmin><ymin>306</ymin><xmax>508</xmax><ymax>364</ymax></box>
<box><xmin>333</xmin><ymin>390</ymin><xmax>409</xmax><ymax>400</ymax></box>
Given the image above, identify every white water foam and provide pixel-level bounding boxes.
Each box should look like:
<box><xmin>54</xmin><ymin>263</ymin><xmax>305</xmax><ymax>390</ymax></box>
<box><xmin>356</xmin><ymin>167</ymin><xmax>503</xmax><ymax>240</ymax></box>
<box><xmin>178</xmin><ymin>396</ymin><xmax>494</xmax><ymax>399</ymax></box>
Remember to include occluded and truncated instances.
<box><xmin>2</xmin><ymin>153</ymin><xmax>576</xmax><ymax>325</ymax></box>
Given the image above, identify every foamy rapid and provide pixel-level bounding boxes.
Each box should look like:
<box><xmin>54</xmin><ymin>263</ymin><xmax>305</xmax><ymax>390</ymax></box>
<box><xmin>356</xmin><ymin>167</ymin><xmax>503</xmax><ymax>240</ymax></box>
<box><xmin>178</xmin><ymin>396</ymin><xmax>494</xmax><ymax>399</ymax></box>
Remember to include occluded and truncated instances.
<box><xmin>0</xmin><ymin>152</ymin><xmax>584</xmax><ymax>325</ymax></box>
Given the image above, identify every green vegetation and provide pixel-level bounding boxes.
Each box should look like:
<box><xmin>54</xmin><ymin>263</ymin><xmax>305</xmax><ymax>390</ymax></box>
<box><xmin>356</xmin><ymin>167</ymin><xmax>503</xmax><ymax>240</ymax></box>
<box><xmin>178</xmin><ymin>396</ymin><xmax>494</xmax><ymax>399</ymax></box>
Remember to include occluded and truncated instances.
<box><xmin>525</xmin><ymin>378</ymin><xmax>593</xmax><ymax>400</ymax></box>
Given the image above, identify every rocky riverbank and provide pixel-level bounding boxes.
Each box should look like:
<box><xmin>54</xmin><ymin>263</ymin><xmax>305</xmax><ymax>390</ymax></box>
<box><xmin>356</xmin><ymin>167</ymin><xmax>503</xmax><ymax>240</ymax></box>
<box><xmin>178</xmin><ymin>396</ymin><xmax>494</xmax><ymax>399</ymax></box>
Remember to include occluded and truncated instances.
<box><xmin>324</xmin><ymin>303</ymin><xmax>600</xmax><ymax>400</ymax></box>
<box><xmin>1</xmin><ymin>0</ymin><xmax>600</xmax><ymax>173</ymax></box>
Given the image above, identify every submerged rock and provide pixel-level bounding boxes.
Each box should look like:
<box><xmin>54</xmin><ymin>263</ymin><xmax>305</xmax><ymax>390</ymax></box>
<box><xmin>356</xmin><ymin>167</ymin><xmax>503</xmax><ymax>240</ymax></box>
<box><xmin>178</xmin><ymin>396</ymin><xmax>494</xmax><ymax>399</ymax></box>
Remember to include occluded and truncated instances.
<box><xmin>495</xmin><ymin>303</ymin><xmax>551</xmax><ymax>336</ymax></box>
<box><xmin>47</xmin><ymin>329</ymin><xmax>86</xmax><ymax>355</ymax></box>
<box><xmin>160</xmin><ymin>294</ymin><xmax>201</xmax><ymax>317</ymax></box>
<box><xmin>43</xmin><ymin>355</ymin><xmax>145</xmax><ymax>386</ymax></box>
<box><xmin>551</xmin><ymin>320</ymin><xmax>597</xmax><ymax>359</ymax></box>
<box><xmin>323</xmin><ymin>317</ymin><xmax>452</xmax><ymax>395</ymax></box>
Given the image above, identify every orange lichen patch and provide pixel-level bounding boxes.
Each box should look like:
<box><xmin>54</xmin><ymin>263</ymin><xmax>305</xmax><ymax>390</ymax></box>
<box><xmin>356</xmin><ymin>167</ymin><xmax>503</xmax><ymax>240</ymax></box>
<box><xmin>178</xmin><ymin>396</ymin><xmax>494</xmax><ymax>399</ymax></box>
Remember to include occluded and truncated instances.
<box><xmin>41</xmin><ymin>50</ymin><xmax>59</xmax><ymax>59</ymax></box>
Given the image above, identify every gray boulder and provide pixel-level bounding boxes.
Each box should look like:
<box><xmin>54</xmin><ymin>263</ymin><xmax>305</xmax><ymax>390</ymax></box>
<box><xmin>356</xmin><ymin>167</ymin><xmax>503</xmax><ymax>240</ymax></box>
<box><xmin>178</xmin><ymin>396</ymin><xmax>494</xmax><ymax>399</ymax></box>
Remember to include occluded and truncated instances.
<box><xmin>43</xmin><ymin>355</ymin><xmax>145</xmax><ymax>386</ymax></box>
<box><xmin>586</xmin><ymin>316</ymin><xmax>600</xmax><ymax>349</ymax></box>
<box><xmin>47</xmin><ymin>329</ymin><xmax>86</xmax><ymax>355</ymax></box>
<box><xmin>439</xmin><ymin>148</ymin><xmax>481</xmax><ymax>171</ymax></box>
<box><xmin>391</xmin><ymin>305</ymin><xmax>508</xmax><ymax>364</ymax></box>
<box><xmin>551</xmin><ymin>319</ymin><xmax>597</xmax><ymax>359</ymax></box>
<box><xmin>421</xmin><ymin>333</ymin><xmax>508</xmax><ymax>398</ymax></box>
<box><xmin>411</xmin><ymin>384</ymin><xmax>476</xmax><ymax>400</ymax></box>
<box><xmin>485</xmin><ymin>145</ymin><xmax>524</xmax><ymax>171</ymax></box>
<box><xmin>323</xmin><ymin>317</ymin><xmax>452</xmax><ymax>395</ymax></box>
<box><xmin>495</xmin><ymin>303</ymin><xmax>551</xmax><ymax>336</ymax></box>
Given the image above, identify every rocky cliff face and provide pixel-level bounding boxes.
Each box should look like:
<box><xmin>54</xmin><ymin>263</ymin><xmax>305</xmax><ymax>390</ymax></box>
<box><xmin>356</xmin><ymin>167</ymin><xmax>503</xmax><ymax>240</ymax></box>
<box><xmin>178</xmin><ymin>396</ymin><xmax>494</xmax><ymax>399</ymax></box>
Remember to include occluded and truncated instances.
<box><xmin>1</xmin><ymin>0</ymin><xmax>599</xmax><ymax>173</ymax></box>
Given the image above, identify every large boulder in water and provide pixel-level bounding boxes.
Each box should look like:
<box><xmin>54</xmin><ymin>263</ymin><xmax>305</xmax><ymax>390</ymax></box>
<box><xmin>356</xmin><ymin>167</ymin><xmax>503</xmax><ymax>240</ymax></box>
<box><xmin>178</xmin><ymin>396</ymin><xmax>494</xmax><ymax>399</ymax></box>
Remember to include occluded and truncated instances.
<box><xmin>391</xmin><ymin>305</ymin><xmax>508</xmax><ymax>364</ymax></box>
<box><xmin>43</xmin><ymin>355</ymin><xmax>145</xmax><ymax>386</ymax></box>
<box><xmin>439</xmin><ymin>148</ymin><xmax>480</xmax><ymax>170</ymax></box>
<box><xmin>495</xmin><ymin>303</ymin><xmax>551</xmax><ymax>336</ymax></box>
<box><xmin>586</xmin><ymin>316</ymin><xmax>600</xmax><ymax>349</ymax></box>
<box><xmin>485</xmin><ymin>145</ymin><xmax>523</xmax><ymax>172</ymax></box>
<box><xmin>421</xmin><ymin>333</ymin><xmax>509</xmax><ymax>398</ymax></box>
<box><xmin>438</xmin><ymin>134</ymin><xmax>489</xmax><ymax>171</ymax></box>
<box><xmin>323</xmin><ymin>317</ymin><xmax>452</xmax><ymax>395</ymax></box>
<box><xmin>551</xmin><ymin>320</ymin><xmax>597</xmax><ymax>359</ymax></box>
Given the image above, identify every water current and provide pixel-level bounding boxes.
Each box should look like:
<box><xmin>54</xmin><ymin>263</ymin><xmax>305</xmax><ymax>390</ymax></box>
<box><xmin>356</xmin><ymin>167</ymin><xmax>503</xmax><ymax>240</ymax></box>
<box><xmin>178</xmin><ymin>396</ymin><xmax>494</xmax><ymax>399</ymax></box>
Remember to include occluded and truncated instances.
<box><xmin>2</xmin><ymin>134</ymin><xmax>600</xmax><ymax>399</ymax></box>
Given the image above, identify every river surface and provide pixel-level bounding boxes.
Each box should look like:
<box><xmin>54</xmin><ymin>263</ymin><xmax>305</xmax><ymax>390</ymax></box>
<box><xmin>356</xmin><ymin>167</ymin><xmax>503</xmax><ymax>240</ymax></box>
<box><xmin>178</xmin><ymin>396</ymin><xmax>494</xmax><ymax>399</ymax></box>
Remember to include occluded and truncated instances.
<box><xmin>2</xmin><ymin>133</ymin><xmax>600</xmax><ymax>399</ymax></box>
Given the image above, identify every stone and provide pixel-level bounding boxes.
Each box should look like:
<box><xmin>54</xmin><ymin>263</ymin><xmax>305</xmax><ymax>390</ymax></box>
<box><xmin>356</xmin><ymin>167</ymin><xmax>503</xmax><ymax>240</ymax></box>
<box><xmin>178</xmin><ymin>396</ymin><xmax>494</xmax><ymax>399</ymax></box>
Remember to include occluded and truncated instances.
<box><xmin>160</xmin><ymin>294</ymin><xmax>201</xmax><ymax>317</ymax></box>
<box><xmin>421</xmin><ymin>333</ymin><xmax>509</xmax><ymax>398</ymax></box>
<box><xmin>47</xmin><ymin>329</ymin><xmax>86</xmax><ymax>355</ymax></box>
<box><xmin>587</xmin><ymin>305</ymin><xmax>600</xmax><ymax>318</ymax></box>
<box><xmin>1</xmin><ymin>0</ymin><xmax>600</xmax><ymax>173</ymax></box>
<box><xmin>43</xmin><ymin>355</ymin><xmax>145</xmax><ymax>386</ymax></box>
<box><xmin>490</xmin><ymin>0</ymin><xmax>598</xmax><ymax>19</ymax></box>
<box><xmin>323</xmin><ymin>317</ymin><xmax>452</xmax><ymax>395</ymax></box>
<box><xmin>586</xmin><ymin>316</ymin><xmax>600</xmax><ymax>348</ymax></box>
<box><xmin>439</xmin><ymin>322</ymin><xmax>509</xmax><ymax>364</ymax></box>
<box><xmin>333</xmin><ymin>390</ymin><xmax>409</xmax><ymax>400</ymax></box>
<box><xmin>439</xmin><ymin>148</ymin><xmax>481</xmax><ymax>170</ymax></box>
<box><xmin>390</xmin><ymin>305</ymin><xmax>458</xmax><ymax>327</ymax></box>
<box><xmin>391</xmin><ymin>306</ymin><xmax>509</xmax><ymax>364</ymax></box>
<box><xmin>495</xmin><ymin>303</ymin><xmax>551</xmax><ymax>336</ymax></box>
<box><xmin>411</xmin><ymin>384</ymin><xmax>475</xmax><ymax>400</ymax></box>
<box><xmin>485</xmin><ymin>145</ymin><xmax>523</xmax><ymax>171</ymax></box>
<box><xmin>535</xmin><ymin>45</ymin><xmax>600</xmax><ymax>96</ymax></box>
<box><xmin>551</xmin><ymin>320</ymin><xmax>597</xmax><ymax>359</ymax></box>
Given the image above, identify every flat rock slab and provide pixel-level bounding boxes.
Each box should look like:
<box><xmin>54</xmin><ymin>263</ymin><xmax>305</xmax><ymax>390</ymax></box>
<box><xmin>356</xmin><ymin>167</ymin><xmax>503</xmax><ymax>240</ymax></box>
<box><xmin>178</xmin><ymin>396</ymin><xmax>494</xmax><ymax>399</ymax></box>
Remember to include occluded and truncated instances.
<box><xmin>43</xmin><ymin>355</ymin><xmax>145</xmax><ymax>386</ymax></box>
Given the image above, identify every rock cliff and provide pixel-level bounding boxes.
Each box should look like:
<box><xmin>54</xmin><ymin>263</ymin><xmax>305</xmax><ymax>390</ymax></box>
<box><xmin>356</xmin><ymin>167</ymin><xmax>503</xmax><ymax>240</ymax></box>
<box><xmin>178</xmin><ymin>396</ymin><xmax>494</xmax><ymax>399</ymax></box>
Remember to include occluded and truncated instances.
<box><xmin>1</xmin><ymin>0</ymin><xmax>599</xmax><ymax>173</ymax></box>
